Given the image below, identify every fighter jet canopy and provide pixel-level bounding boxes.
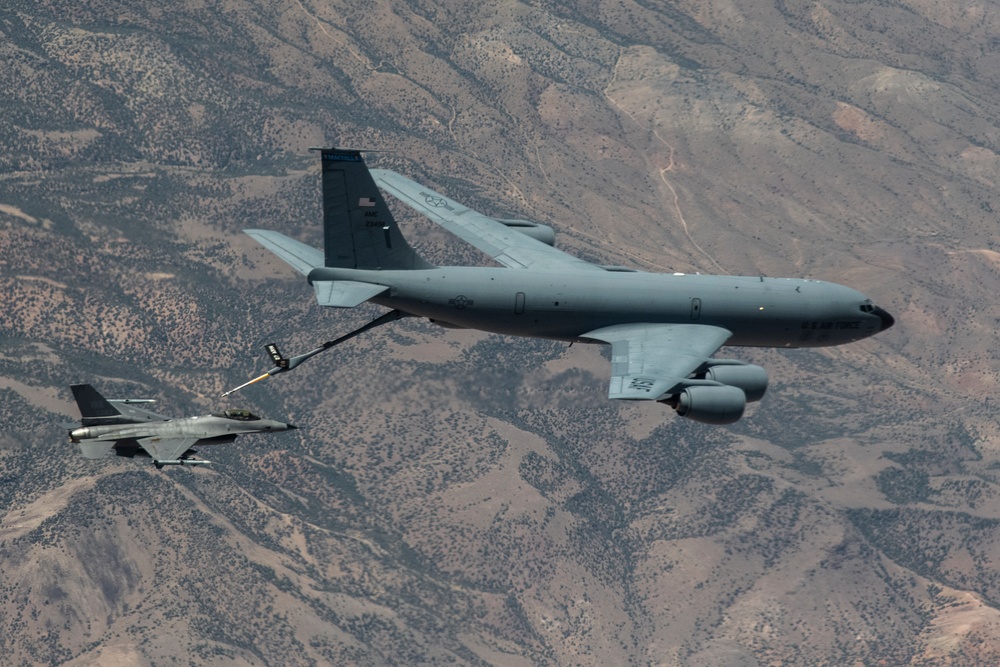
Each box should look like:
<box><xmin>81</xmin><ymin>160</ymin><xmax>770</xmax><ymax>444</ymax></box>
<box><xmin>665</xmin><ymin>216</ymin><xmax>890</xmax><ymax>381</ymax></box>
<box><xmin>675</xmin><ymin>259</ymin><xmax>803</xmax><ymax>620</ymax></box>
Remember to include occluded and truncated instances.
<box><xmin>213</xmin><ymin>409</ymin><xmax>261</xmax><ymax>421</ymax></box>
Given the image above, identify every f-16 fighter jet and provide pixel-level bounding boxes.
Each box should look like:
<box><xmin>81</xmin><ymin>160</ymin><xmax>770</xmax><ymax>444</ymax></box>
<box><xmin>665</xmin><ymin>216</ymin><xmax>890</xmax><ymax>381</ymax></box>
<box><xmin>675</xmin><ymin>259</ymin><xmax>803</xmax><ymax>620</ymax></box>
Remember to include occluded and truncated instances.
<box><xmin>68</xmin><ymin>384</ymin><xmax>296</xmax><ymax>468</ymax></box>
<box><xmin>242</xmin><ymin>148</ymin><xmax>894</xmax><ymax>425</ymax></box>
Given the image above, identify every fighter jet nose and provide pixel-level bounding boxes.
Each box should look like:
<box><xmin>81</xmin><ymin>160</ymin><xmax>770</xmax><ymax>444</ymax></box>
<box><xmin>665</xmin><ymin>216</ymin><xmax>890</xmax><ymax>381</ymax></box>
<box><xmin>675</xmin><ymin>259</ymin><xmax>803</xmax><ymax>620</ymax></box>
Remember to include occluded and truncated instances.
<box><xmin>873</xmin><ymin>306</ymin><xmax>895</xmax><ymax>332</ymax></box>
<box><xmin>286</xmin><ymin>423</ymin><xmax>298</xmax><ymax>430</ymax></box>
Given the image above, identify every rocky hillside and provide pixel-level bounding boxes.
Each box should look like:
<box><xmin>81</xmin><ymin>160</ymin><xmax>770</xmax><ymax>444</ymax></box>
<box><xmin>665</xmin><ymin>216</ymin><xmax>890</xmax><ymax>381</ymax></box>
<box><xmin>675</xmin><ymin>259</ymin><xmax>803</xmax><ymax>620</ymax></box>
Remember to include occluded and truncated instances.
<box><xmin>1</xmin><ymin>0</ymin><xmax>999</xmax><ymax>664</ymax></box>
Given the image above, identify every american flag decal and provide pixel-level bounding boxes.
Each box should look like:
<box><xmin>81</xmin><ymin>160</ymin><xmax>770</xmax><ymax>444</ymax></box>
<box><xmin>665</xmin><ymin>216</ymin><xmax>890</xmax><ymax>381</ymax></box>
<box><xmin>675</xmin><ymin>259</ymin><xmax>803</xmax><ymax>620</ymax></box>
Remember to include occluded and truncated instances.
<box><xmin>358</xmin><ymin>197</ymin><xmax>376</xmax><ymax>207</ymax></box>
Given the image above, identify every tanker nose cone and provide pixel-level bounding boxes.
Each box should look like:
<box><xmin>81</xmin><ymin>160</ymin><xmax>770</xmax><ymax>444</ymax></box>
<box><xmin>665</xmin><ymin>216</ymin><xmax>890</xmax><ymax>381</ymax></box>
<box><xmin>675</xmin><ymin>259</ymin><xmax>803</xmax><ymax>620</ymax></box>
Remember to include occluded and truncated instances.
<box><xmin>873</xmin><ymin>306</ymin><xmax>895</xmax><ymax>332</ymax></box>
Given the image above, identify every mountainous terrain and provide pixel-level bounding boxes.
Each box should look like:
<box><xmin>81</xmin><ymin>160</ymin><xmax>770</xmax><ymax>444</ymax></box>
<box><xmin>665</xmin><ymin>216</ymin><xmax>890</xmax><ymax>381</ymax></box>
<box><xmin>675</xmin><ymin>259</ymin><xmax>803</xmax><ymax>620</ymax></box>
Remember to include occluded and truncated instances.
<box><xmin>1</xmin><ymin>0</ymin><xmax>999</xmax><ymax>664</ymax></box>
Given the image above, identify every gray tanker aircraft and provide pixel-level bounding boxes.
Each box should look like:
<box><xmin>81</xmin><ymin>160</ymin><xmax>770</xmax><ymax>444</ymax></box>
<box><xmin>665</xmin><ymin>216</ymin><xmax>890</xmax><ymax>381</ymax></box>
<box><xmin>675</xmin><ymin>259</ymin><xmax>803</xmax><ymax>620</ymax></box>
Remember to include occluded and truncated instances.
<box><xmin>242</xmin><ymin>148</ymin><xmax>894</xmax><ymax>424</ymax></box>
<box><xmin>68</xmin><ymin>384</ymin><xmax>296</xmax><ymax>468</ymax></box>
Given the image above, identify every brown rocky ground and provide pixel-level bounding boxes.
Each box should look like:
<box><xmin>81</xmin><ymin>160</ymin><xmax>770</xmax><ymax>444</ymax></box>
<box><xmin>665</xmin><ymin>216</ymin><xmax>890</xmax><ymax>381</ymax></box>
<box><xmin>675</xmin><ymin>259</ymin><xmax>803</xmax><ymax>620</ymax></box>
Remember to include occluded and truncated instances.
<box><xmin>1</xmin><ymin>0</ymin><xmax>999</xmax><ymax>664</ymax></box>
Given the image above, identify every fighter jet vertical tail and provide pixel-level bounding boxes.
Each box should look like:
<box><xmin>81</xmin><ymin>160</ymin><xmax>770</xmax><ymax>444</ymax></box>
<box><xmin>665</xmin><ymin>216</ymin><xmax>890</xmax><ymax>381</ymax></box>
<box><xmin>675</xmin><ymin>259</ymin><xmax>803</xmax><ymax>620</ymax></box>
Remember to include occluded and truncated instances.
<box><xmin>315</xmin><ymin>148</ymin><xmax>434</xmax><ymax>270</ymax></box>
<box><xmin>70</xmin><ymin>384</ymin><xmax>122</xmax><ymax>425</ymax></box>
<box><xmin>70</xmin><ymin>384</ymin><xmax>168</xmax><ymax>425</ymax></box>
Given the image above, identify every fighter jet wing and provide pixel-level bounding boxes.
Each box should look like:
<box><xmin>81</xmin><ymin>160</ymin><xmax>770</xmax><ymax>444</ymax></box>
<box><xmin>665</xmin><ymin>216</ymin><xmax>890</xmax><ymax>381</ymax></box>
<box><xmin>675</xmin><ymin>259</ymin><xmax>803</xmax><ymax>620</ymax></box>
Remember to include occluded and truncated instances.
<box><xmin>136</xmin><ymin>436</ymin><xmax>199</xmax><ymax>463</ymax></box>
<box><xmin>371</xmin><ymin>169</ymin><xmax>603</xmax><ymax>271</ymax></box>
<box><xmin>582</xmin><ymin>323</ymin><xmax>733</xmax><ymax>400</ymax></box>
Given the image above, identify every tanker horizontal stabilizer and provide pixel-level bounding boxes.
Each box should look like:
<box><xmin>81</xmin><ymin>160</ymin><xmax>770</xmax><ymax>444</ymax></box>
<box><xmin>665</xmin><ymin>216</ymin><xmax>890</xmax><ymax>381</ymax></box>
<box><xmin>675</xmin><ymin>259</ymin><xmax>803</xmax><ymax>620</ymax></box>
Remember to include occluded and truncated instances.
<box><xmin>312</xmin><ymin>280</ymin><xmax>388</xmax><ymax>307</ymax></box>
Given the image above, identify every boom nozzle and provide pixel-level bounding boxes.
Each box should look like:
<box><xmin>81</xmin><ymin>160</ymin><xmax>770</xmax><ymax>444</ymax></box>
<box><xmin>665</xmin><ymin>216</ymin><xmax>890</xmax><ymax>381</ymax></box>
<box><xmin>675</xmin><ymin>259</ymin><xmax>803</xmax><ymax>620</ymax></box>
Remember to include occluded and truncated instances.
<box><xmin>222</xmin><ymin>371</ymin><xmax>278</xmax><ymax>398</ymax></box>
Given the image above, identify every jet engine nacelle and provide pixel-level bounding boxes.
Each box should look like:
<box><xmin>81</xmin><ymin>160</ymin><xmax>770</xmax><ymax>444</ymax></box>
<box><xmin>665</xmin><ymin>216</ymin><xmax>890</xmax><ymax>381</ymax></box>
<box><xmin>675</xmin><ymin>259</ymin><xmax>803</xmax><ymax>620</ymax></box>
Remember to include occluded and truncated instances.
<box><xmin>669</xmin><ymin>385</ymin><xmax>747</xmax><ymax>425</ymax></box>
<box><xmin>495</xmin><ymin>219</ymin><xmax>556</xmax><ymax>246</ymax></box>
<box><xmin>703</xmin><ymin>363</ymin><xmax>768</xmax><ymax>403</ymax></box>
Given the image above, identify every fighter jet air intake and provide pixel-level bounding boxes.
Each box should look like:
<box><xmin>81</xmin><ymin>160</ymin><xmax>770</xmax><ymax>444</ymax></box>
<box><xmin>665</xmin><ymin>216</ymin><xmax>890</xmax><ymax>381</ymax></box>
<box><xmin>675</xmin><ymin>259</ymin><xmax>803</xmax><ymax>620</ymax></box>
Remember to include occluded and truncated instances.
<box><xmin>68</xmin><ymin>384</ymin><xmax>297</xmax><ymax>468</ymax></box>
<box><xmin>240</xmin><ymin>148</ymin><xmax>894</xmax><ymax>424</ymax></box>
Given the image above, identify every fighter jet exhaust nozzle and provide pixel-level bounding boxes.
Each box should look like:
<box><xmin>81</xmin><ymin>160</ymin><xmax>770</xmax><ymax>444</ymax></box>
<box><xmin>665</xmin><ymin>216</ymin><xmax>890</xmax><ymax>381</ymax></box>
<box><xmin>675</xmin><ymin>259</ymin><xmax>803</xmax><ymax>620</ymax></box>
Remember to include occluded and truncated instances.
<box><xmin>69</xmin><ymin>427</ymin><xmax>90</xmax><ymax>443</ymax></box>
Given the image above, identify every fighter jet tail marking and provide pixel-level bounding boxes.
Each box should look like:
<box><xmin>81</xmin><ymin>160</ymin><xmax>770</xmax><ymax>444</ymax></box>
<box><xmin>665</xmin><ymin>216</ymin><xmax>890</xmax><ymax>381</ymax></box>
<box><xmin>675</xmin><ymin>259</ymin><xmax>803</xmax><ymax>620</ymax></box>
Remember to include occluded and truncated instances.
<box><xmin>70</xmin><ymin>384</ymin><xmax>168</xmax><ymax>426</ymax></box>
<box><xmin>70</xmin><ymin>384</ymin><xmax>121</xmax><ymax>423</ymax></box>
